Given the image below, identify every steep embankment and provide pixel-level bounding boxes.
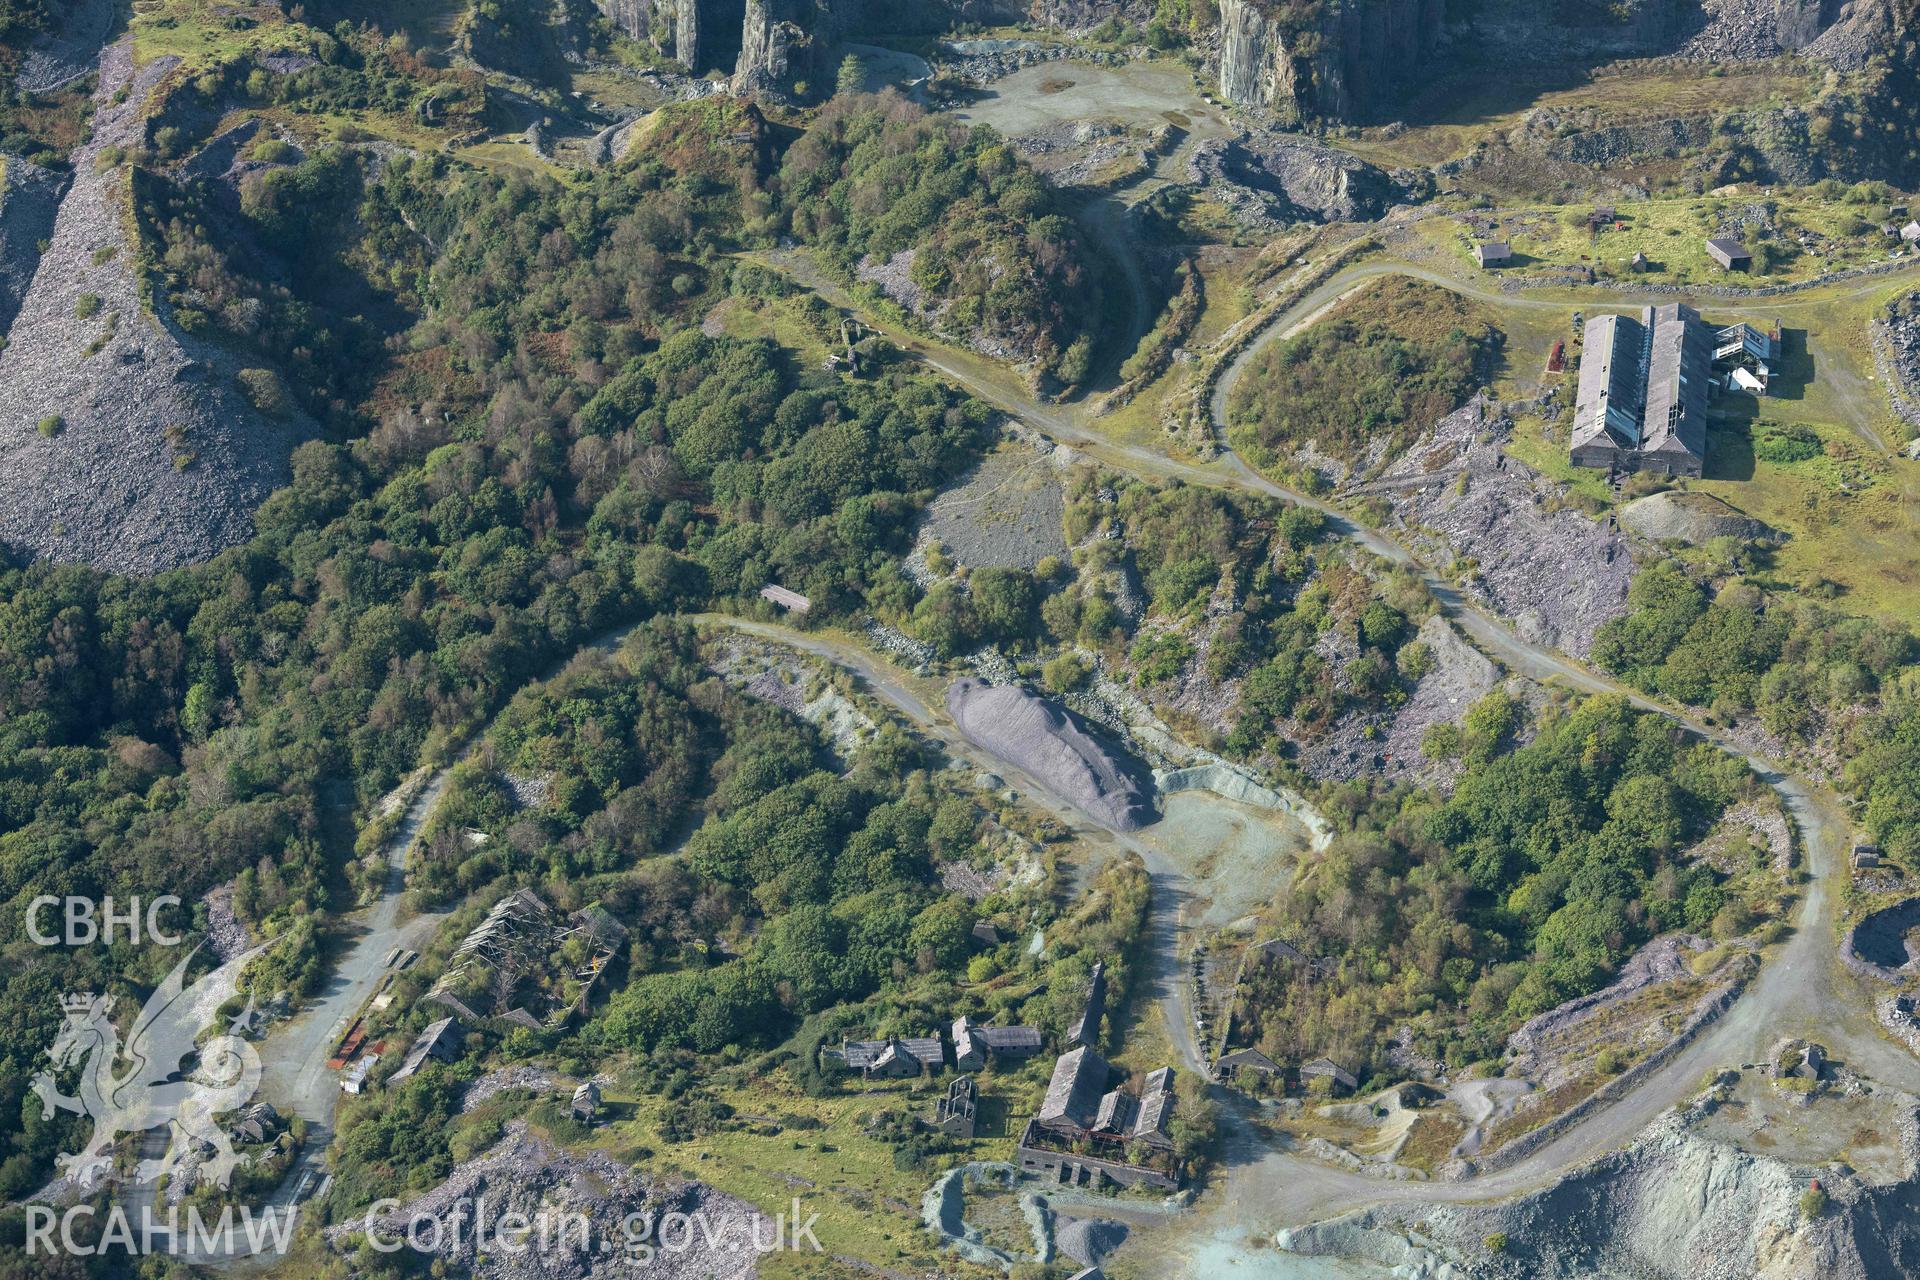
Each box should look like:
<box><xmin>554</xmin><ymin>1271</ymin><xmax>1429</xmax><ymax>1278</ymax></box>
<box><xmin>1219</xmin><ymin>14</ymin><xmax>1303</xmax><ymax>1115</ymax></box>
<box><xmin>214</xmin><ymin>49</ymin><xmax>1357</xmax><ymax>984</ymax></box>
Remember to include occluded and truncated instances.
<box><xmin>0</xmin><ymin>156</ymin><xmax>64</xmax><ymax>333</ymax></box>
<box><xmin>1281</xmin><ymin>1091</ymin><xmax>1920</xmax><ymax>1280</ymax></box>
<box><xmin>0</xmin><ymin>42</ymin><xmax>315</xmax><ymax>575</ymax></box>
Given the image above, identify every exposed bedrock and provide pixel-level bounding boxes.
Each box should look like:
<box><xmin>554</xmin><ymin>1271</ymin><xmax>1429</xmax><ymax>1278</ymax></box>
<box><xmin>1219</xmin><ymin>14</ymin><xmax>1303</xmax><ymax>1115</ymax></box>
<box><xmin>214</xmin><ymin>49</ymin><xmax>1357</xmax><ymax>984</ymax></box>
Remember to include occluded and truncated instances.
<box><xmin>946</xmin><ymin>677</ymin><xmax>1155</xmax><ymax>831</ymax></box>
<box><xmin>1218</xmin><ymin>0</ymin><xmax>1442</xmax><ymax>123</ymax></box>
<box><xmin>1189</xmin><ymin>130</ymin><xmax>1419</xmax><ymax>224</ymax></box>
<box><xmin>1214</xmin><ymin>0</ymin><xmax>1891</xmax><ymax>122</ymax></box>
<box><xmin>1281</xmin><ymin>1093</ymin><xmax>1920</xmax><ymax>1280</ymax></box>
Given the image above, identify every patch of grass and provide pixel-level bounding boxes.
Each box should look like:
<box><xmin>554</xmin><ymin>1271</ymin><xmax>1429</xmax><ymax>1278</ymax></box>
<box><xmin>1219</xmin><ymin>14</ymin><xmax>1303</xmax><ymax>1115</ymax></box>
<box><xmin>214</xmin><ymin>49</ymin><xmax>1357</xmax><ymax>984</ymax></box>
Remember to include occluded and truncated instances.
<box><xmin>82</xmin><ymin>310</ymin><xmax>118</xmax><ymax>357</ymax></box>
<box><xmin>1397</xmin><ymin>1111</ymin><xmax>1468</xmax><ymax>1173</ymax></box>
<box><xmin>1445</xmin><ymin>191</ymin><xmax>1897</xmax><ymax>287</ymax></box>
<box><xmin>74</xmin><ymin>293</ymin><xmax>101</xmax><ymax>320</ymax></box>
<box><xmin>37</xmin><ymin>414</ymin><xmax>63</xmax><ymax>437</ymax></box>
<box><xmin>602</xmin><ymin>1070</ymin><xmax>1004</xmax><ymax>1276</ymax></box>
<box><xmin>1751</xmin><ymin>419</ymin><xmax>1822</xmax><ymax>463</ymax></box>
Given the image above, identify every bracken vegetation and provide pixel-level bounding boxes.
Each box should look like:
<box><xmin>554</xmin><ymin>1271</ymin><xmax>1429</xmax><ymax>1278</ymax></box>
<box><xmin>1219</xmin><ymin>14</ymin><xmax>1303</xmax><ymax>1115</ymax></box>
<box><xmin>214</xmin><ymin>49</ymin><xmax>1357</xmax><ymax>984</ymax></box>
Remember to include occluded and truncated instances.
<box><xmin>1228</xmin><ymin>277</ymin><xmax>1501</xmax><ymax>467</ymax></box>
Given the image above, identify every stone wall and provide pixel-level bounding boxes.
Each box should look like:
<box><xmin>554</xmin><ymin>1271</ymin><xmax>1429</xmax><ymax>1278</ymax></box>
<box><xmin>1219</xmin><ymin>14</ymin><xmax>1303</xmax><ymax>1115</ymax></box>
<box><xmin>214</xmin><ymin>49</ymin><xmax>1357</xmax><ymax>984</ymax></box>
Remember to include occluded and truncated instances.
<box><xmin>1459</xmin><ymin>955</ymin><xmax>1755</xmax><ymax>1177</ymax></box>
<box><xmin>1015</xmin><ymin>1123</ymin><xmax>1178</xmax><ymax>1190</ymax></box>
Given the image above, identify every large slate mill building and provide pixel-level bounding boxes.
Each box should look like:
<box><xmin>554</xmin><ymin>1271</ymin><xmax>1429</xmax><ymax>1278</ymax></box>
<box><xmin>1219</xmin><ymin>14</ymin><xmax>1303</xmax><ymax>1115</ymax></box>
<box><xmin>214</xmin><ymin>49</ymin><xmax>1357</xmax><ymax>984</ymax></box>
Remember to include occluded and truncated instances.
<box><xmin>1569</xmin><ymin>303</ymin><xmax>1780</xmax><ymax>478</ymax></box>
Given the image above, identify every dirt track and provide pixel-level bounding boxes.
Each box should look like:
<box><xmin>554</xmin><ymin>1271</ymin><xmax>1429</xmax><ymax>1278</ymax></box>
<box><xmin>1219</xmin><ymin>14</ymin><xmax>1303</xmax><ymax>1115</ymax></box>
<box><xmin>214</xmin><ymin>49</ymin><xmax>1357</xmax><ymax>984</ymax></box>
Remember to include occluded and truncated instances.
<box><xmin>755</xmin><ymin>243</ymin><xmax>1920</xmax><ymax>1259</ymax></box>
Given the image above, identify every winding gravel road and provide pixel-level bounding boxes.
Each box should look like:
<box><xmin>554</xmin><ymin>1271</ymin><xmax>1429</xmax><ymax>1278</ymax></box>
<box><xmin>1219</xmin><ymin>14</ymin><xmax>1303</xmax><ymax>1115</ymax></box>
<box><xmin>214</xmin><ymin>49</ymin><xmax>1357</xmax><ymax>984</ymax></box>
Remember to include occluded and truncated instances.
<box><xmin>204</xmin><ymin>249</ymin><xmax>1920</xmax><ymax>1268</ymax></box>
<box><xmin>758</xmin><ymin>246</ymin><xmax>1920</xmax><ymax>1237</ymax></box>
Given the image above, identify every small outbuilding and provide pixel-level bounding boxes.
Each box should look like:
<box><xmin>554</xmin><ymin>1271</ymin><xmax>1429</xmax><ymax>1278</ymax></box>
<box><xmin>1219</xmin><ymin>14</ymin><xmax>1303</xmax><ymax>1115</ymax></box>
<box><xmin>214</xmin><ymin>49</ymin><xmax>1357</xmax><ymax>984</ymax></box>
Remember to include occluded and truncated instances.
<box><xmin>1705</xmin><ymin>237</ymin><xmax>1752</xmax><ymax>270</ymax></box>
<box><xmin>759</xmin><ymin>584</ymin><xmax>812</xmax><ymax>613</ymax></box>
<box><xmin>952</xmin><ymin>1016</ymin><xmax>1044</xmax><ymax>1071</ymax></box>
<box><xmin>1301</xmin><ymin>1057</ymin><xmax>1358</xmax><ymax>1094</ymax></box>
<box><xmin>572</xmin><ymin>1080</ymin><xmax>602</xmax><ymax>1124</ymax></box>
<box><xmin>341</xmin><ymin>1054</ymin><xmax>380</xmax><ymax>1095</ymax></box>
<box><xmin>1216</xmin><ymin>1047</ymin><xmax>1284</xmax><ymax>1080</ymax></box>
<box><xmin>390</xmin><ymin>1016</ymin><xmax>464</xmax><ymax>1083</ymax></box>
<box><xmin>1474</xmin><ymin>241</ymin><xmax>1512</xmax><ymax>268</ymax></box>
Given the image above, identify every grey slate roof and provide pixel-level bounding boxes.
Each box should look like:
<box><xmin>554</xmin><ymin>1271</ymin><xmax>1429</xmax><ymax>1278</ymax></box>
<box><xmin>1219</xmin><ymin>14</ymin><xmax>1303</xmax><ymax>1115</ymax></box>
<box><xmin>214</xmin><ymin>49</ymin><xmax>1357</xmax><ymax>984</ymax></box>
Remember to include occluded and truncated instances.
<box><xmin>841</xmin><ymin>1039</ymin><xmax>885</xmax><ymax>1069</ymax></box>
<box><xmin>899</xmin><ymin>1036</ymin><xmax>945</xmax><ymax>1069</ymax></box>
<box><xmin>391</xmin><ymin>1016</ymin><xmax>463</xmax><ymax>1082</ymax></box>
<box><xmin>1302</xmin><ymin>1057</ymin><xmax>1358</xmax><ymax>1089</ymax></box>
<box><xmin>1094</xmin><ymin>1088</ymin><xmax>1138</xmax><ymax>1134</ymax></box>
<box><xmin>1133</xmin><ymin>1092</ymin><xmax>1174</xmax><ymax>1146</ymax></box>
<box><xmin>1037</xmin><ymin>1045</ymin><xmax>1111</xmax><ymax>1131</ymax></box>
<box><xmin>1217</xmin><ymin>1047</ymin><xmax>1283</xmax><ymax>1074</ymax></box>
<box><xmin>1638</xmin><ymin>304</ymin><xmax>1709</xmax><ymax>467</ymax></box>
<box><xmin>1132</xmin><ymin>1067</ymin><xmax>1176</xmax><ymax>1145</ymax></box>
<box><xmin>1570</xmin><ymin>312</ymin><xmax>1646</xmax><ymax>453</ymax></box>
<box><xmin>848</xmin><ymin>1035</ymin><xmax>945</xmax><ymax>1071</ymax></box>
<box><xmin>980</xmin><ymin>1025</ymin><xmax>1043</xmax><ymax>1052</ymax></box>
<box><xmin>1569</xmin><ymin>305</ymin><xmax>1710</xmax><ymax>475</ymax></box>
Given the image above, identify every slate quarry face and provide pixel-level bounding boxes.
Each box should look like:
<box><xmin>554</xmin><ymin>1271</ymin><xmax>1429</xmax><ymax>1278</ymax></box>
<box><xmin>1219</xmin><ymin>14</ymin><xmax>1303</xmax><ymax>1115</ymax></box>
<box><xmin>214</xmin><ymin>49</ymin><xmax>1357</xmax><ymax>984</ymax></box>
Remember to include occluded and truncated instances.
<box><xmin>945</xmin><ymin>677</ymin><xmax>1153</xmax><ymax>831</ymax></box>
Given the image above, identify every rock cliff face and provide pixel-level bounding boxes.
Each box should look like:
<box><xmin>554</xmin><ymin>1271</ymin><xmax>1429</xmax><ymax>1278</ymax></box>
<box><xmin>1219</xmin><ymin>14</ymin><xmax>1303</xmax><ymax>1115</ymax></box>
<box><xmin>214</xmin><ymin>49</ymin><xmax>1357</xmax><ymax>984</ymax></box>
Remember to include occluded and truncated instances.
<box><xmin>664</xmin><ymin>0</ymin><xmax>1113</xmax><ymax>89</ymax></box>
<box><xmin>1217</xmin><ymin>0</ymin><xmax>1267</xmax><ymax>105</ymax></box>
<box><xmin>677</xmin><ymin>0</ymin><xmax>702</xmax><ymax>69</ymax></box>
<box><xmin>732</xmin><ymin>0</ymin><xmax>807</xmax><ymax>93</ymax></box>
<box><xmin>1217</xmin><ymin>0</ymin><xmax>1442</xmax><ymax>123</ymax></box>
<box><xmin>1213</xmin><ymin>0</ymin><xmax>1880</xmax><ymax>123</ymax></box>
<box><xmin>592</xmin><ymin>0</ymin><xmax>657</xmax><ymax>41</ymax></box>
<box><xmin>587</xmin><ymin>0</ymin><xmax>698</xmax><ymax>65</ymax></box>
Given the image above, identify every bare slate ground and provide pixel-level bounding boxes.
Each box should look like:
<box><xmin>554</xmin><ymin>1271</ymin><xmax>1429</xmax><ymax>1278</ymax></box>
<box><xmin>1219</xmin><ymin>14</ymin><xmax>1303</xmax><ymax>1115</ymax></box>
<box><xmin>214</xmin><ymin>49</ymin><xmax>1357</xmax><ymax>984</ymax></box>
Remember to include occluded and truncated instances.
<box><xmin>947</xmin><ymin>676</ymin><xmax>1155</xmax><ymax>830</ymax></box>
<box><xmin>918</xmin><ymin>431</ymin><xmax>1069</xmax><ymax>570</ymax></box>
<box><xmin>0</xmin><ymin>157</ymin><xmax>63</xmax><ymax>333</ymax></box>
<box><xmin>0</xmin><ymin>42</ymin><xmax>315</xmax><ymax>575</ymax></box>
<box><xmin>1291</xmin><ymin>614</ymin><xmax>1500</xmax><ymax>787</ymax></box>
<box><xmin>1372</xmin><ymin>398</ymin><xmax>1634</xmax><ymax>658</ymax></box>
<box><xmin>1503</xmin><ymin>933</ymin><xmax>1710</xmax><ymax>1092</ymax></box>
<box><xmin>14</xmin><ymin>0</ymin><xmax>117</xmax><ymax>92</ymax></box>
<box><xmin>333</xmin><ymin>1122</ymin><xmax>764</xmax><ymax>1278</ymax></box>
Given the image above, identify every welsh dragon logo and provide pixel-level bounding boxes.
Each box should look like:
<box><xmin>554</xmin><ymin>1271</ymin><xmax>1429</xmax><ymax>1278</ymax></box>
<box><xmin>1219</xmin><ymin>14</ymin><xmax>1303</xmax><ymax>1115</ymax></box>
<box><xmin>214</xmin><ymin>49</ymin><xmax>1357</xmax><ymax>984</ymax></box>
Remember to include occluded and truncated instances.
<box><xmin>30</xmin><ymin>944</ymin><xmax>268</xmax><ymax>1191</ymax></box>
